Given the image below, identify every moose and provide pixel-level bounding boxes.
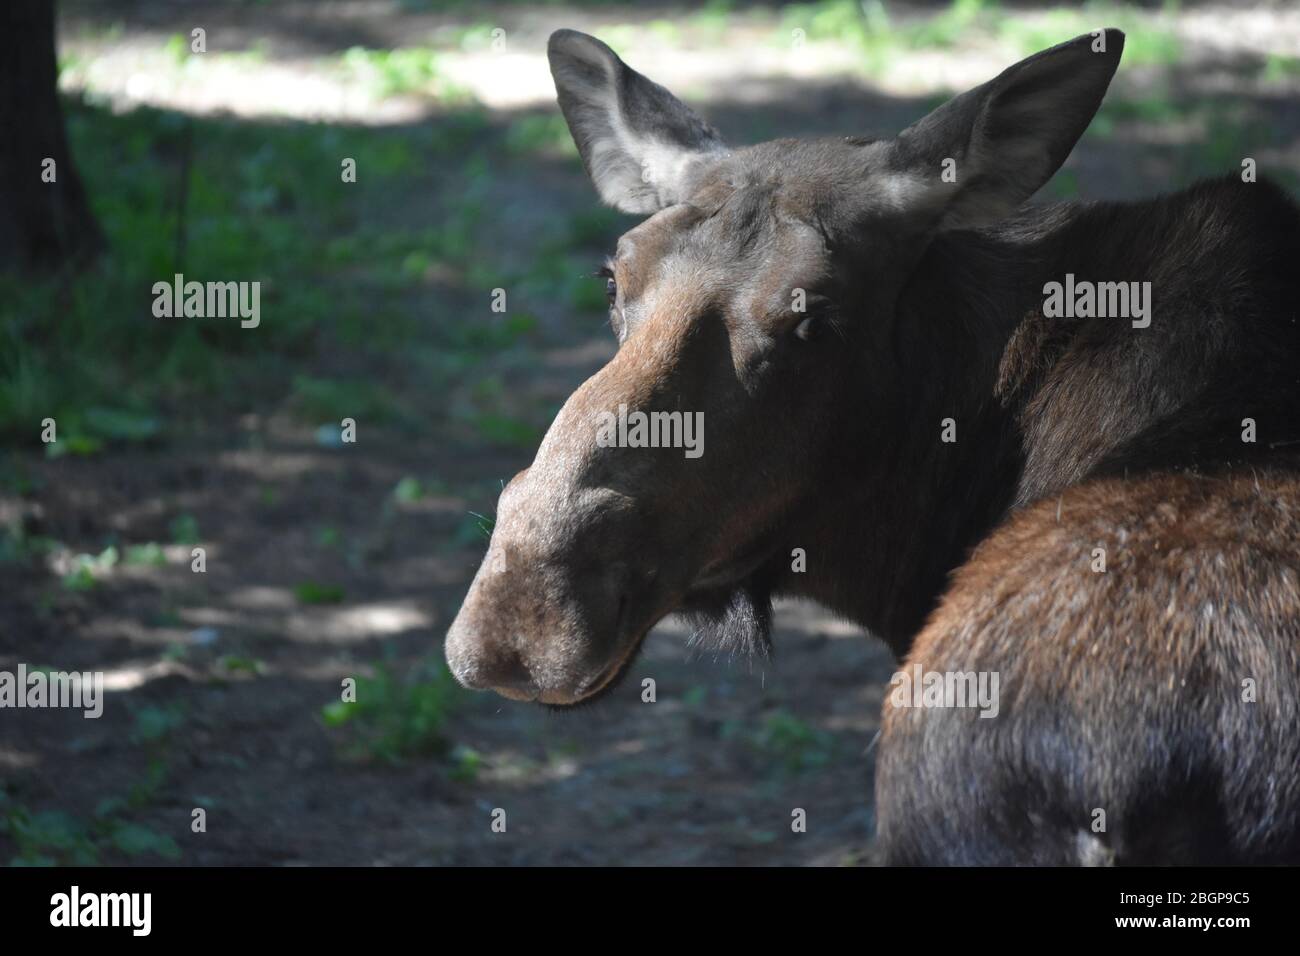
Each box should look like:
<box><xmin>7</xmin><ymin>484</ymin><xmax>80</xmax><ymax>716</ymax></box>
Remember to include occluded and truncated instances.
<box><xmin>446</xmin><ymin>27</ymin><xmax>1300</xmax><ymax>864</ymax></box>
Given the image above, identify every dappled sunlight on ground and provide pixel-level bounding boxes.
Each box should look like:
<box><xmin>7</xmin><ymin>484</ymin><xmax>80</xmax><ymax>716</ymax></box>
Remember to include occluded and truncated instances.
<box><xmin>54</xmin><ymin>1</ymin><xmax>1300</xmax><ymax>123</ymax></box>
<box><xmin>3</xmin><ymin>0</ymin><xmax>1299</xmax><ymax>865</ymax></box>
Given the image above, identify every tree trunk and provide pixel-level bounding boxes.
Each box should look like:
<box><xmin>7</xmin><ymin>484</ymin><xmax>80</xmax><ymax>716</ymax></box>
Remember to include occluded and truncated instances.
<box><xmin>0</xmin><ymin>0</ymin><xmax>104</xmax><ymax>273</ymax></box>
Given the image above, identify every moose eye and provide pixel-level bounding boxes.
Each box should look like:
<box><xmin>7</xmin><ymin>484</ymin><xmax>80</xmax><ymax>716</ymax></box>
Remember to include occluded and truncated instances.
<box><xmin>596</xmin><ymin>265</ymin><xmax>617</xmax><ymax>307</ymax></box>
<box><xmin>789</xmin><ymin>291</ymin><xmax>834</xmax><ymax>343</ymax></box>
<box><xmin>793</xmin><ymin>314</ymin><xmax>821</xmax><ymax>342</ymax></box>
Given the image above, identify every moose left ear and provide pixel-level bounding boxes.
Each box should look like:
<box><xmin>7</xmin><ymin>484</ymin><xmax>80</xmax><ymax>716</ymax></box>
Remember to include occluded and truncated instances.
<box><xmin>883</xmin><ymin>29</ymin><xmax>1125</xmax><ymax>231</ymax></box>
<box><xmin>547</xmin><ymin>29</ymin><xmax>728</xmax><ymax>214</ymax></box>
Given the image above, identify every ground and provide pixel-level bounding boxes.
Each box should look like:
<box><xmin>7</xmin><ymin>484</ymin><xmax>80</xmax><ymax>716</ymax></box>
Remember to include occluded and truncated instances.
<box><xmin>2</xmin><ymin>0</ymin><xmax>1299</xmax><ymax>865</ymax></box>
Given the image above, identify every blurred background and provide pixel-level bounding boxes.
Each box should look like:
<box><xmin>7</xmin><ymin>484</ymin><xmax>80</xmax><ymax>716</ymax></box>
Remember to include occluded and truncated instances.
<box><xmin>1</xmin><ymin>0</ymin><xmax>1298</xmax><ymax>866</ymax></box>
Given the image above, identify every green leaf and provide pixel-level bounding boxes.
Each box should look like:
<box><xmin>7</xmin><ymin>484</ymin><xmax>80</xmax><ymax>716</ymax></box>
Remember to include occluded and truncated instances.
<box><xmin>321</xmin><ymin>700</ymin><xmax>354</xmax><ymax>727</ymax></box>
<box><xmin>45</xmin><ymin>434</ymin><xmax>103</xmax><ymax>459</ymax></box>
<box><xmin>130</xmin><ymin>705</ymin><xmax>184</xmax><ymax>743</ymax></box>
<box><xmin>61</xmin><ymin>566</ymin><xmax>98</xmax><ymax>591</ymax></box>
<box><xmin>124</xmin><ymin>542</ymin><xmax>167</xmax><ymax>566</ymax></box>
<box><xmin>93</xmin><ymin>797</ymin><xmax>128</xmax><ymax>819</ymax></box>
<box><xmin>169</xmin><ymin>514</ymin><xmax>200</xmax><ymax>546</ymax></box>
<box><xmin>110</xmin><ymin>823</ymin><xmax>181</xmax><ymax>860</ymax></box>
<box><xmin>392</xmin><ymin>476</ymin><xmax>424</xmax><ymax>503</ymax></box>
<box><xmin>295</xmin><ymin>581</ymin><xmax>345</xmax><ymax>605</ymax></box>
<box><xmin>82</xmin><ymin>407</ymin><xmax>161</xmax><ymax>442</ymax></box>
<box><xmin>218</xmin><ymin>655</ymin><xmax>264</xmax><ymax>675</ymax></box>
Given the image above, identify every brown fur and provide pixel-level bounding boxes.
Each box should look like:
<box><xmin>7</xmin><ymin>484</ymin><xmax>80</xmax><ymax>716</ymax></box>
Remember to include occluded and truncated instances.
<box><xmin>878</xmin><ymin>468</ymin><xmax>1300</xmax><ymax>864</ymax></box>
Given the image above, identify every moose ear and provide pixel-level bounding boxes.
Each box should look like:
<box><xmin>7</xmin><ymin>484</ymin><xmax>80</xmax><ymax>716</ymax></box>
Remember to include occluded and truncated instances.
<box><xmin>547</xmin><ymin>29</ymin><xmax>727</xmax><ymax>214</ymax></box>
<box><xmin>884</xmin><ymin>29</ymin><xmax>1124</xmax><ymax>231</ymax></box>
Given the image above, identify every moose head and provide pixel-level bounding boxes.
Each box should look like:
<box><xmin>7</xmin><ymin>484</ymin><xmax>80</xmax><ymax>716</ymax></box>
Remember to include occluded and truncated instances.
<box><xmin>445</xmin><ymin>28</ymin><xmax>1124</xmax><ymax>705</ymax></box>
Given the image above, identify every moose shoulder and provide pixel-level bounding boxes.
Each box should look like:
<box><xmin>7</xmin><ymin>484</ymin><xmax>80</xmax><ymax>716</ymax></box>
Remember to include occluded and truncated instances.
<box><xmin>445</xmin><ymin>27</ymin><xmax>1300</xmax><ymax>864</ymax></box>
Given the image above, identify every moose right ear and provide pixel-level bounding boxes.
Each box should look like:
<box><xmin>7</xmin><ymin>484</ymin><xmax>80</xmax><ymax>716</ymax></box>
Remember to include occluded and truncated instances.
<box><xmin>547</xmin><ymin>29</ymin><xmax>727</xmax><ymax>214</ymax></box>
<box><xmin>882</xmin><ymin>29</ymin><xmax>1125</xmax><ymax>231</ymax></box>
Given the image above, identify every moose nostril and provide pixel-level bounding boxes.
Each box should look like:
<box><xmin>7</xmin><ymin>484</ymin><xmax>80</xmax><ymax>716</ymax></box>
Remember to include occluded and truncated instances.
<box><xmin>489</xmin><ymin>649</ymin><xmax>534</xmax><ymax>690</ymax></box>
<box><xmin>447</xmin><ymin>635</ymin><xmax>535</xmax><ymax>694</ymax></box>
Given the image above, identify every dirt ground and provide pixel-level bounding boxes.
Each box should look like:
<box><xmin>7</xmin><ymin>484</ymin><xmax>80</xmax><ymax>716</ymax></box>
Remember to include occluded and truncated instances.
<box><xmin>4</xmin><ymin>438</ymin><xmax>893</xmax><ymax>865</ymax></box>
<box><xmin>4</xmin><ymin>0</ymin><xmax>1300</xmax><ymax>866</ymax></box>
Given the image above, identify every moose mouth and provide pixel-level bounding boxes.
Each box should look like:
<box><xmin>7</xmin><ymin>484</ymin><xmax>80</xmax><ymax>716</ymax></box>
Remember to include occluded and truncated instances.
<box><xmin>554</xmin><ymin>626</ymin><xmax>656</xmax><ymax>708</ymax></box>
<box><xmin>544</xmin><ymin>543</ymin><xmax>779</xmax><ymax>709</ymax></box>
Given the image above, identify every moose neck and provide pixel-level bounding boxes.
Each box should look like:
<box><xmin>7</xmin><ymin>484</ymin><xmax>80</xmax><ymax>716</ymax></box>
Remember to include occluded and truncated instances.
<box><xmin>773</xmin><ymin>216</ymin><xmax>1060</xmax><ymax>658</ymax></box>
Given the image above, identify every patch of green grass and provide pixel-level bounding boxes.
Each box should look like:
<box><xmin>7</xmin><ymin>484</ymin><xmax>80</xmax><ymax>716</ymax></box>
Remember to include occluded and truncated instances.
<box><xmin>1094</xmin><ymin>89</ymin><xmax>1187</xmax><ymax>129</ymax></box>
<box><xmin>998</xmin><ymin>2</ymin><xmax>1181</xmax><ymax>66</ymax></box>
<box><xmin>445</xmin><ymin>510</ymin><xmax>495</xmax><ymax>551</ymax></box>
<box><xmin>689</xmin><ymin>0</ymin><xmax>736</xmax><ymax>40</ymax></box>
<box><xmin>565</xmin><ymin>207</ymin><xmax>627</xmax><ymax>249</ymax></box>
<box><xmin>295</xmin><ymin>581</ymin><xmax>346</xmax><ymax>605</ymax></box>
<box><xmin>124</xmin><ymin>542</ymin><xmax>168</xmax><ymax>567</ymax></box>
<box><xmin>435</xmin><ymin>21</ymin><xmax>500</xmax><ymax>51</ymax></box>
<box><xmin>340</xmin><ymin>46</ymin><xmax>472</xmax><ymax>103</ymax></box>
<box><xmin>1089</xmin><ymin>93</ymin><xmax>1276</xmax><ymax>185</ymax></box>
<box><xmin>1048</xmin><ymin>168</ymin><xmax>1079</xmax><ymax>199</ymax></box>
<box><xmin>1092</xmin><ymin>90</ymin><xmax>1185</xmax><ymax>140</ymax></box>
<box><xmin>2</xmin><ymin>708</ymin><xmax>183</xmax><ymax>864</ymax></box>
<box><xmin>682</xmin><ymin>684</ymin><xmax>709</xmax><ymax>707</ymax></box>
<box><xmin>472</xmin><ymin>413</ymin><xmax>543</xmax><ymax>449</ymax></box>
<box><xmin>2</xmin><ymin>94</ymin><xmax>474</xmax><ymax>450</ymax></box>
<box><xmin>778</xmin><ymin>0</ymin><xmax>894</xmax><ymax>67</ymax></box>
<box><xmin>321</xmin><ymin>657</ymin><xmax>463</xmax><ymax>764</ymax></box>
<box><xmin>569</xmin><ymin>277</ymin><xmax>609</xmax><ymax>315</ymax></box>
<box><xmin>429</xmin><ymin>107</ymin><xmax>492</xmax><ymax>159</ymax></box>
<box><xmin>504</xmin><ymin>114</ymin><xmax>579</xmax><ymax>159</ymax></box>
<box><xmin>163</xmin><ymin>32</ymin><xmax>191</xmax><ymax>66</ymax></box>
<box><xmin>0</xmin><ymin>454</ymin><xmax>40</xmax><ymax>495</ymax></box>
<box><xmin>1189</xmin><ymin>107</ymin><xmax>1272</xmax><ymax>182</ymax></box>
<box><xmin>904</xmin><ymin>0</ymin><xmax>994</xmax><ymax>49</ymax></box>
<box><xmin>1262</xmin><ymin>53</ymin><xmax>1300</xmax><ymax>83</ymax></box>
<box><xmin>60</xmin><ymin>545</ymin><xmax>119</xmax><ymax>591</ymax></box>
<box><xmin>60</xmin><ymin>565</ymin><xmax>97</xmax><ymax>592</ymax></box>
<box><xmin>644</xmin><ymin>18</ymin><xmax>682</xmax><ymax>45</ymax></box>
<box><xmin>0</xmin><ymin>109</ymin><xmax>280</xmax><ymax>440</ymax></box>
<box><xmin>777</xmin><ymin>0</ymin><xmax>1180</xmax><ymax>72</ymax></box>
<box><xmin>0</xmin><ymin>794</ymin><xmax>179</xmax><ymax>866</ymax></box>
<box><xmin>314</xmin><ymin>525</ymin><xmax>344</xmax><ymax>548</ymax></box>
<box><xmin>217</xmin><ymin>655</ymin><xmax>266</xmax><ymax>676</ymax></box>
<box><xmin>392</xmin><ymin>476</ymin><xmax>425</xmax><ymax>503</ymax></box>
<box><xmin>151</xmin><ymin>606</ymin><xmax>184</xmax><ymax>628</ymax></box>
<box><xmin>80</xmin><ymin>407</ymin><xmax>161</xmax><ymax>443</ymax></box>
<box><xmin>777</xmin><ymin>0</ymin><xmax>996</xmax><ymax>73</ymax></box>
<box><xmin>0</xmin><ymin>524</ymin><xmax>57</xmax><ymax>565</ymax></box>
<box><xmin>728</xmin><ymin>709</ymin><xmax>838</xmax><ymax>776</ymax></box>
<box><xmin>129</xmin><ymin>704</ymin><xmax>186</xmax><ymax>744</ymax></box>
<box><xmin>169</xmin><ymin>514</ymin><xmax>200</xmax><ymax>546</ymax></box>
<box><xmin>289</xmin><ymin>375</ymin><xmax>408</xmax><ymax>426</ymax></box>
<box><xmin>445</xmin><ymin>313</ymin><xmax>539</xmax><ymax>353</ymax></box>
<box><xmin>511</xmin><ymin>243</ymin><xmax>611</xmax><ymax>316</ymax></box>
<box><xmin>448</xmin><ymin>744</ymin><xmax>483</xmax><ymax>782</ymax></box>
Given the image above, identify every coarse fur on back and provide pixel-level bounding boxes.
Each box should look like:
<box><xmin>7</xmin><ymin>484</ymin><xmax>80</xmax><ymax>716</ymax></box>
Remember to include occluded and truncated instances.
<box><xmin>877</xmin><ymin>467</ymin><xmax>1300</xmax><ymax>865</ymax></box>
